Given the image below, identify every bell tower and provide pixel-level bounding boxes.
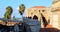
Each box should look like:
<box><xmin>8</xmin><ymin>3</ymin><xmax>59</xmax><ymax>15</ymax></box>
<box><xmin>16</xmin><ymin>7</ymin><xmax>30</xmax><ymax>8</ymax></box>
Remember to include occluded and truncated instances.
<box><xmin>52</xmin><ymin>0</ymin><xmax>60</xmax><ymax>11</ymax></box>
<box><xmin>52</xmin><ymin>0</ymin><xmax>60</xmax><ymax>4</ymax></box>
<box><xmin>50</xmin><ymin>0</ymin><xmax>60</xmax><ymax>30</ymax></box>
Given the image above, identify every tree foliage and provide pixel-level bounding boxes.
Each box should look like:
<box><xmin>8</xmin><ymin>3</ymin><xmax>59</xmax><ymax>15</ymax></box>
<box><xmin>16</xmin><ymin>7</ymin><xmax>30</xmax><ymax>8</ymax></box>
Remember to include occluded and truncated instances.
<box><xmin>19</xmin><ymin>4</ymin><xmax>25</xmax><ymax>15</ymax></box>
<box><xmin>4</xmin><ymin>6</ymin><xmax>13</xmax><ymax>19</ymax></box>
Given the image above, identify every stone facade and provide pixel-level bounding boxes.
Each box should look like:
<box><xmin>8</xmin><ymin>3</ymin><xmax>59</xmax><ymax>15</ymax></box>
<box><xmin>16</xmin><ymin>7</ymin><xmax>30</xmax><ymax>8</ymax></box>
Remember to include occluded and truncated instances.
<box><xmin>26</xmin><ymin>6</ymin><xmax>50</xmax><ymax>21</ymax></box>
<box><xmin>50</xmin><ymin>0</ymin><xmax>60</xmax><ymax>29</ymax></box>
<box><xmin>26</xmin><ymin>0</ymin><xmax>60</xmax><ymax>30</ymax></box>
<box><xmin>26</xmin><ymin>6</ymin><xmax>50</xmax><ymax>28</ymax></box>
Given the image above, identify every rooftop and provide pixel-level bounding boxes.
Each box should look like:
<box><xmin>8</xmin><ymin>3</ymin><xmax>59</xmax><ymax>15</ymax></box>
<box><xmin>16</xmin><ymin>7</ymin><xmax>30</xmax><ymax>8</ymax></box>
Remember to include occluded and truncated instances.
<box><xmin>32</xmin><ymin>6</ymin><xmax>46</xmax><ymax>8</ymax></box>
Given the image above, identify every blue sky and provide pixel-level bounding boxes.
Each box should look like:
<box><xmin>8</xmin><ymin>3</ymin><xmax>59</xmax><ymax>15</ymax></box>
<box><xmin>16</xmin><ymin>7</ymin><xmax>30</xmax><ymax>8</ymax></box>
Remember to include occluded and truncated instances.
<box><xmin>0</xmin><ymin>0</ymin><xmax>53</xmax><ymax>18</ymax></box>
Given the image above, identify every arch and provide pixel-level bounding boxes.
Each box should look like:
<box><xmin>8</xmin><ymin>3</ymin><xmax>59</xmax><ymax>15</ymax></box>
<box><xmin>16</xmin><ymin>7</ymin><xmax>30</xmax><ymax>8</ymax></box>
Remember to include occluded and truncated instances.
<box><xmin>33</xmin><ymin>15</ymin><xmax>38</xmax><ymax>20</ymax></box>
<box><xmin>28</xmin><ymin>17</ymin><xmax>32</xmax><ymax>19</ymax></box>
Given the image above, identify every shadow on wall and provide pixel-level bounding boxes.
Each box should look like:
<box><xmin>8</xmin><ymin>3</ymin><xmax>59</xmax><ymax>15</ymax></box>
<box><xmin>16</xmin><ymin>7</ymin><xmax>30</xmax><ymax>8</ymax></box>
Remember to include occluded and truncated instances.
<box><xmin>40</xmin><ymin>13</ymin><xmax>60</xmax><ymax>32</ymax></box>
<box><xmin>41</xmin><ymin>13</ymin><xmax>48</xmax><ymax>27</ymax></box>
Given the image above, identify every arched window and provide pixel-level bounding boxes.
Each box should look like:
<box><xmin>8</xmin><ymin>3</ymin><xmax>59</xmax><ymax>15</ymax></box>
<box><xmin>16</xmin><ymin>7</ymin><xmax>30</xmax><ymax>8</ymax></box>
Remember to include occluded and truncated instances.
<box><xmin>39</xmin><ymin>10</ymin><xmax>40</xmax><ymax>12</ymax></box>
<box><xmin>33</xmin><ymin>15</ymin><xmax>38</xmax><ymax>20</ymax></box>
<box><xmin>42</xmin><ymin>10</ymin><xmax>45</xmax><ymax>12</ymax></box>
<box><xmin>28</xmin><ymin>17</ymin><xmax>32</xmax><ymax>19</ymax></box>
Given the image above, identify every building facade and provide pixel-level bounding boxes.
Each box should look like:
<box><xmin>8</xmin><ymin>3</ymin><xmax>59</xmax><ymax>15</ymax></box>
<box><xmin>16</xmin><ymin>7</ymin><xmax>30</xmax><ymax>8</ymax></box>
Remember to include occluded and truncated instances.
<box><xmin>26</xmin><ymin>0</ymin><xmax>60</xmax><ymax>30</ymax></box>
<box><xmin>26</xmin><ymin>6</ymin><xmax>50</xmax><ymax>21</ymax></box>
<box><xmin>50</xmin><ymin>0</ymin><xmax>60</xmax><ymax>29</ymax></box>
<box><xmin>26</xmin><ymin>6</ymin><xmax>50</xmax><ymax>28</ymax></box>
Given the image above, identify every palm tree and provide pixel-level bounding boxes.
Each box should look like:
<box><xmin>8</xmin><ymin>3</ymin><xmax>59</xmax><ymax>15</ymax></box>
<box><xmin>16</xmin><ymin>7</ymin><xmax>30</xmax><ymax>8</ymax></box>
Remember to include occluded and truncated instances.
<box><xmin>3</xmin><ymin>6</ymin><xmax>13</xmax><ymax>24</ymax></box>
<box><xmin>19</xmin><ymin>4</ymin><xmax>25</xmax><ymax>18</ymax></box>
<box><xmin>4</xmin><ymin>6</ymin><xmax>13</xmax><ymax>19</ymax></box>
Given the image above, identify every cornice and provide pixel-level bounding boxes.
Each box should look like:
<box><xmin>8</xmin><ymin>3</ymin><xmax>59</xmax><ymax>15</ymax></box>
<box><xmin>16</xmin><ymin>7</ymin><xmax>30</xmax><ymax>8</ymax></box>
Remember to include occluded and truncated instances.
<box><xmin>52</xmin><ymin>1</ymin><xmax>60</xmax><ymax>4</ymax></box>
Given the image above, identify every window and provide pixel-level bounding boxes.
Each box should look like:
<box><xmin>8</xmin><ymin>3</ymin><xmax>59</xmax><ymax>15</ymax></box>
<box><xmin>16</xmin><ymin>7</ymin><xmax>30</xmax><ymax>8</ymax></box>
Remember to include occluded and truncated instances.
<box><xmin>39</xmin><ymin>10</ymin><xmax>40</xmax><ymax>12</ymax></box>
<box><xmin>33</xmin><ymin>15</ymin><xmax>38</xmax><ymax>20</ymax></box>
<box><xmin>42</xmin><ymin>10</ymin><xmax>45</xmax><ymax>12</ymax></box>
<box><xmin>28</xmin><ymin>17</ymin><xmax>32</xmax><ymax>19</ymax></box>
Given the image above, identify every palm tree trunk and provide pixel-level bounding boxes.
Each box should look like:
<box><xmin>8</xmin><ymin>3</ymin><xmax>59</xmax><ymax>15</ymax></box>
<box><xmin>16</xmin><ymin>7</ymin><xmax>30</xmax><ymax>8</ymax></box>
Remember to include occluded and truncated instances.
<box><xmin>22</xmin><ymin>15</ymin><xmax>24</xmax><ymax>22</ymax></box>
